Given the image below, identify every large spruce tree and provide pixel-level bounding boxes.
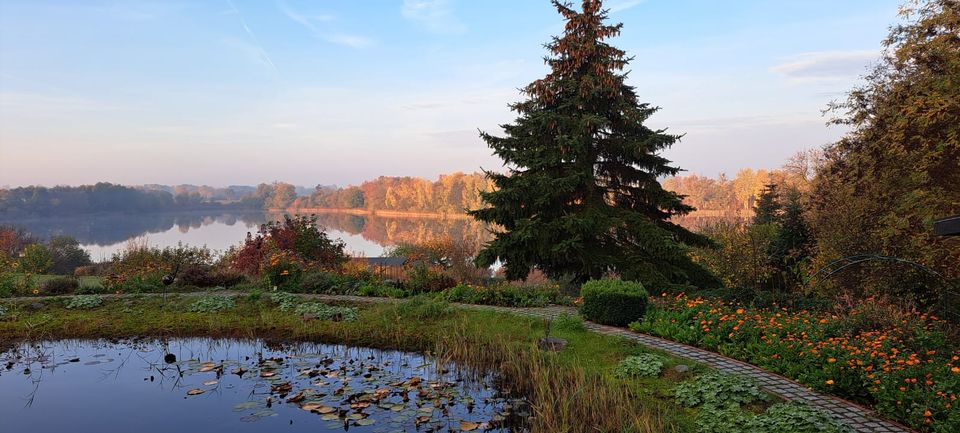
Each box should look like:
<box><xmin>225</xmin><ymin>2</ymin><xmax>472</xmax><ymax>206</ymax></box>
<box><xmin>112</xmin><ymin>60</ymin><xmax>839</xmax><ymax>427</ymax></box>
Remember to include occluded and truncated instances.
<box><xmin>471</xmin><ymin>0</ymin><xmax>716</xmax><ymax>286</ymax></box>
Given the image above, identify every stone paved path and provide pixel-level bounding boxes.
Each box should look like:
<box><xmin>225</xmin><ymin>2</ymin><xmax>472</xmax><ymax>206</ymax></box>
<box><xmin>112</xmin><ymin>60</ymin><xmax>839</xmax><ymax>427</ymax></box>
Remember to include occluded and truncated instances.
<box><xmin>6</xmin><ymin>292</ymin><xmax>915</xmax><ymax>432</ymax></box>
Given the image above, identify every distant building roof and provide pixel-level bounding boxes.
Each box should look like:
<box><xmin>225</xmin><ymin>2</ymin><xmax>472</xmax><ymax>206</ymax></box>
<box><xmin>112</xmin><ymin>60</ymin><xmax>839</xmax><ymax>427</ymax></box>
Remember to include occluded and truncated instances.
<box><xmin>354</xmin><ymin>257</ymin><xmax>407</xmax><ymax>266</ymax></box>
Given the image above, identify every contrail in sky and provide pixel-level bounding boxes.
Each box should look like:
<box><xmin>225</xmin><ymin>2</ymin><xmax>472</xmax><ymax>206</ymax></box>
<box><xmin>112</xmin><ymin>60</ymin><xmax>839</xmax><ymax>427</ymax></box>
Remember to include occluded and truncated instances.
<box><xmin>225</xmin><ymin>0</ymin><xmax>279</xmax><ymax>73</ymax></box>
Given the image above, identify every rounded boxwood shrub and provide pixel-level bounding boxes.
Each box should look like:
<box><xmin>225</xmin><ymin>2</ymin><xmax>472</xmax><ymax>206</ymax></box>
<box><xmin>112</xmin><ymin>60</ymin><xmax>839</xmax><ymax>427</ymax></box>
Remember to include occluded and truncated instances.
<box><xmin>578</xmin><ymin>278</ymin><xmax>648</xmax><ymax>326</ymax></box>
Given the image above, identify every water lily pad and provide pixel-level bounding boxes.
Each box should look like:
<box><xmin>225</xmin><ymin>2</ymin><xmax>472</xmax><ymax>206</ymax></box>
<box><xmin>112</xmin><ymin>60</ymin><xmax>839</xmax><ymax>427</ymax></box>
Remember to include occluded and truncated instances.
<box><xmin>186</xmin><ymin>388</ymin><xmax>205</xmax><ymax>395</ymax></box>
<box><xmin>202</xmin><ymin>380</ymin><xmax>218</xmax><ymax>386</ymax></box>
<box><xmin>355</xmin><ymin>418</ymin><xmax>375</xmax><ymax>426</ymax></box>
<box><xmin>233</xmin><ymin>401</ymin><xmax>260</xmax><ymax>411</ymax></box>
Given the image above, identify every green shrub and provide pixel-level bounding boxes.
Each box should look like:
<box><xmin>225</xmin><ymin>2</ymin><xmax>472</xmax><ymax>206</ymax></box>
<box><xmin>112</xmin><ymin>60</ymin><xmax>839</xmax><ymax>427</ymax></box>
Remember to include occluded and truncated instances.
<box><xmin>246</xmin><ymin>288</ymin><xmax>263</xmax><ymax>302</ymax></box>
<box><xmin>41</xmin><ymin>276</ymin><xmax>79</xmax><ymax>295</ymax></box>
<box><xmin>404</xmin><ymin>263</ymin><xmax>456</xmax><ymax>293</ymax></box>
<box><xmin>0</xmin><ymin>304</ymin><xmax>7</xmax><ymax>318</ymax></box>
<box><xmin>0</xmin><ymin>272</ymin><xmax>15</xmax><ymax>297</ymax></box>
<box><xmin>392</xmin><ymin>296</ymin><xmax>454</xmax><ymax>321</ymax></box>
<box><xmin>65</xmin><ymin>295</ymin><xmax>103</xmax><ymax>310</ymax></box>
<box><xmin>438</xmin><ymin>282</ymin><xmax>568</xmax><ymax>307</ymax></box>
<box><xmin>551</xmin><ymin>313</ymin><xmax>585</xmax><ymax>332</ymax></box>
<box><xmin>614</xmin><ymin>353</ymin><xmax>664</xmax><ymax>378</ymax></box>
<box><xmin>578</xmin><ymin>278</ymin><xmax>648</xmax><ymax>326</ymax></box>
<box><xmin>178</xmin><ymin>266</ymin><xmax>245</xmax><ymax>288</ymax></box>
<box><xmin>358</xmin><ymin>281</ymin><xmax>407</xmax><ymax>298</ymax></box>
<box><xmin>75</xmin><ymin>284</ymin><xmax>108</xmax><ymax>295</ymax></box>
<box><xmin>188</xmin><ymin>295</ymin><xmax>236</xmax><ymax>313</ymax></box>
<box><xmin>298</xmin><ymin>271</ymin><xmax>354</xmax><ymax>294</ymax></box>
<box><xmin>674</xmin><ymin>371</ymin><xmax>767</xmax><ymax>408</ymax></box>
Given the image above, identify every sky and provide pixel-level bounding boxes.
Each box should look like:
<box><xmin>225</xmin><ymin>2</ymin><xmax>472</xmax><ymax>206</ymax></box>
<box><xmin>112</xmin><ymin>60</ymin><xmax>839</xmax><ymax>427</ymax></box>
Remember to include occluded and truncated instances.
<box><xmin>0</xmin><ymin>0</ymin><xmax>904</xmax><ymax>188</ymax></box>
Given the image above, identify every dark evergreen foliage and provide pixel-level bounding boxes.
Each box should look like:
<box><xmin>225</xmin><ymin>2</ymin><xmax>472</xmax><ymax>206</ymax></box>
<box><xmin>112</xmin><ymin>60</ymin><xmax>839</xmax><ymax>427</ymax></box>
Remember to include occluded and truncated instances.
<box><xmin>470</xmin><ymin>0</ymin><xmax>715</xmax><ymax>285</ymax></box>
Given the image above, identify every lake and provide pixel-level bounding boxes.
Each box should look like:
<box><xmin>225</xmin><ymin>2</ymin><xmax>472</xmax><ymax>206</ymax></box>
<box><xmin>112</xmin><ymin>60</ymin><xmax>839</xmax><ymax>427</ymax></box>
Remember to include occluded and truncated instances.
<box><xmin>0</xmin><ymin>212</ymin><xmax>492</xmax><ymax>260</ymax></box>
<box><xmin>0</xmin><ymin>338</ymin><xmax>529</xmax><ymax>432</ymax></box>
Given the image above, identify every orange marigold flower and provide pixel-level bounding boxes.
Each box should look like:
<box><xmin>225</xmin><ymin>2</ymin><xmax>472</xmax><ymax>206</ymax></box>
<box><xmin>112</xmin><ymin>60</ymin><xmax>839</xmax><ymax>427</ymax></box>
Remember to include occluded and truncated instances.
<box><xmin>825</xmin><ymin>379</ymin><xmax>834</xmax><ymax>385</ymax></box>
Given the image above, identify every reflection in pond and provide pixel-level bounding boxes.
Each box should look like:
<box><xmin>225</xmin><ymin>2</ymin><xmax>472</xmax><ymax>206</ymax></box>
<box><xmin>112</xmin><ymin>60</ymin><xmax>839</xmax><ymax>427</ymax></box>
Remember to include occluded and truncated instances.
<box><xmin>0</xmin><ymin>211</ymin><xmax>493</xmax><ymax>260</ymax></box>
<box><xmin>0</xmin><ymin>338</ymin><xmax>529</xmax><ymax>432</ymax></box>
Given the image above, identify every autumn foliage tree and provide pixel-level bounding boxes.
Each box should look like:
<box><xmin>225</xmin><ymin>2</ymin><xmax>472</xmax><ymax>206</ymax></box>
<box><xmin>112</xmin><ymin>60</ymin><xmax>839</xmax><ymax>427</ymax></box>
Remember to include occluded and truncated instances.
<box><xmin>809</xmin><ymin>0</ymin><xmax>960</xmax><ymax>299</ymax></box>
<box><xmin>471</xmin><ymin>0</ymin><xmax>717</xmax><ymax>287</ymax></box>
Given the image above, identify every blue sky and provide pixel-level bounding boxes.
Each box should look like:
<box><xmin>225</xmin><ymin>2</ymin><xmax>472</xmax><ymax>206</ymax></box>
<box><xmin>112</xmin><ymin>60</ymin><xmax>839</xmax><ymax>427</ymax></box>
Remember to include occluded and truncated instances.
<box><xmin>0</xmin><ymin>0</ymin><xmax>902</xmax><ymax>187</ymax></box>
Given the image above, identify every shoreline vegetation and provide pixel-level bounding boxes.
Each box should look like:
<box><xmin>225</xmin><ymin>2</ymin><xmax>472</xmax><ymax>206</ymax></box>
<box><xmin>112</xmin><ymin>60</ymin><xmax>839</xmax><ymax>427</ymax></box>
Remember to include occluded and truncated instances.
<box><xmin>0</xmin><ymin>294</ymin><xmax>706</xmax><ymax>433</ymax></box>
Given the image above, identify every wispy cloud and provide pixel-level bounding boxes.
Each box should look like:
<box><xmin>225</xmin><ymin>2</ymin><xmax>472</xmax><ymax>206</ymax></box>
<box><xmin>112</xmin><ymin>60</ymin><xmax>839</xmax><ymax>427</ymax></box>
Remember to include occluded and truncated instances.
<box><xmin>225</xmin><ymin>0</ymin><xmax>278</xmax><ymax>72</ymax></box>
<box><xmin>770</xmin><ymin>50</ymin><xmax>877</xmax><ymax>84</ymax></box>
<box><xmin>277</xmin><ymin>0</ymin><xmax>374</xmax><ymax>48</ymax></box>
<box><xmin>324</xmin><ymin>33</ymin><xmax>375</xmax><ymax>48</ymax></box>
<box><xmin>401</xmin><ymin>0</ymin><xmax>466</xmax><ymax>35</ymax></box>
<box><xmin>276</xmin><ymin>0</ymin><xmax>333</xmax><ymax>32</ymax></box>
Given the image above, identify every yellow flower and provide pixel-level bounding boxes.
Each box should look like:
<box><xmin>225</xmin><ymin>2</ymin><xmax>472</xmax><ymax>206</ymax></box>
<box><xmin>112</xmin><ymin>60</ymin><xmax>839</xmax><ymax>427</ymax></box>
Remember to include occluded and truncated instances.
<box><xmin>825</xmin><ymin>379</ymin><xmax>834</xmax><ymax>385</ymax></box>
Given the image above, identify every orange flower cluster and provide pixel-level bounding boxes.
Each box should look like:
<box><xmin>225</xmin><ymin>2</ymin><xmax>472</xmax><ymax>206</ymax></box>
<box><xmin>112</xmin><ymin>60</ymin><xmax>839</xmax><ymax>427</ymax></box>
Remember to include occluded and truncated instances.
<box><xmin>632</xmin><ymin>293</ymin><xmax>960</xmax><ymax>433</ymax></box>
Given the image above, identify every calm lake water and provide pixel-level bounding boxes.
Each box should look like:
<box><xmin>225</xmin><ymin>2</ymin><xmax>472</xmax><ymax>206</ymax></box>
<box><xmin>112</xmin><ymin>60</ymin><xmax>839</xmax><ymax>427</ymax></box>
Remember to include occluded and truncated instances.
<box><xmin>0</xmin><ymin>338</ymin><xmax>528</xmax><ymax>433</ymax></box>
<box><xmin>0</xmin><ymin>212</ymin><xmax>492</xmax><ymax>260</ymax></box>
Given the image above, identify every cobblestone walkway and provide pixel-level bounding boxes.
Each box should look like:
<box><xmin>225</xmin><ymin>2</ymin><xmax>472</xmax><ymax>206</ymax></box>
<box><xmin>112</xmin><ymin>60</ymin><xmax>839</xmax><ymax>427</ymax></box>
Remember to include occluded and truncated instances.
<box><xmin>8</xmin><ymin>292</ymin><xmax>914</xmax><ymax>432</ymax></box>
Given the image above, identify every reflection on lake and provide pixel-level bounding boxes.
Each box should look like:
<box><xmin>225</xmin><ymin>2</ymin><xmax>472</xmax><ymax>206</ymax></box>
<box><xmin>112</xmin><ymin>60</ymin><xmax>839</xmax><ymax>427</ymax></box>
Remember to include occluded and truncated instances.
<box><xmin>0</xmin><ymin>338</ymin><xmax>529</xmax><ymax>433</ymax></box>
<box><xmin>0</xmin><ymin>212</ymin><xmax>493</xmax><ymax>259</ymax></box>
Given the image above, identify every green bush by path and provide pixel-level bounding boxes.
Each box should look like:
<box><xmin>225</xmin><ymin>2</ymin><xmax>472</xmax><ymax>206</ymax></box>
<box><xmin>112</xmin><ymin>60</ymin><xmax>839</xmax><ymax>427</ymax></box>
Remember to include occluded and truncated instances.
<box><xmin>437</xmin><ymin>282</ymin><xmax>569</xmax><ymax>307</ymax></box>
<box><xmin>578</xmin><ymin>278</ymin><xmax>648</xmax><ymax>326</ymax></box>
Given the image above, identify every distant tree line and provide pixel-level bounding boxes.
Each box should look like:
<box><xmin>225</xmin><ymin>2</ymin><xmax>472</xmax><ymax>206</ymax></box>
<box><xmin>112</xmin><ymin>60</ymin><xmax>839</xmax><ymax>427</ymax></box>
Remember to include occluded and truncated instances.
<box><xmin>292</xmin><ymin>172</ymin><xmax>495</xmax><ymax>214</ymax></box>
<box><xmin>0</xmin><ymin>183</ymin><xmax>259</xmax><ymax>216</ymax></box>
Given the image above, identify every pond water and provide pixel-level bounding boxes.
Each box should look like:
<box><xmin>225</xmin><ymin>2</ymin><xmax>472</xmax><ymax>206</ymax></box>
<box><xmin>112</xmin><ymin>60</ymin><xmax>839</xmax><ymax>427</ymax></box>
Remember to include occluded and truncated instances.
<box><xmin>0</xmin><ymin>211</ymin><xmax>492</xmax><ymax>260</ymax></box>
<box><xmin>0</xmin><ymin>338</ymin><xmax>529</xmax><ymax>433</ymax></box>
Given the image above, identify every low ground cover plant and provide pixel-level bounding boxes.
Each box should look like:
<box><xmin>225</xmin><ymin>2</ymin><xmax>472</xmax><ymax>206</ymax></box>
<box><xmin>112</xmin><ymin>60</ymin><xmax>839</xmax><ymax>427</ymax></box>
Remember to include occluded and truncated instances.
<box><xmin>578</xmin><ymin>278</ymin><xmax>648</xmax><ymax>326</ymax></box>
<box><xmin>634</xmin><ymin>293</ymin><xmax>960</xmax><ymax>432</ymax></box>
<box><xmin>614</xmin><ymin>353</ymin><xmax>664</xmax><ymax>378</ymax></box>
<box><xmin>64</xmin><ymin>295</ymin><xmax>103</xmax><ymax>310</ymax></box>
<box><xmin>188</xmin><ymin>295</ymin><xmax>236</xmax><ymax>313</ymax></box>
<box><xmin>674</xmin><ymin>371</ymin><xmax>768</xmax><ymax>408</ymax></box>
<box><xmin>673</xmin><ymin>371</ymin><xmax>851</xmax><ymax>433</ymax></box>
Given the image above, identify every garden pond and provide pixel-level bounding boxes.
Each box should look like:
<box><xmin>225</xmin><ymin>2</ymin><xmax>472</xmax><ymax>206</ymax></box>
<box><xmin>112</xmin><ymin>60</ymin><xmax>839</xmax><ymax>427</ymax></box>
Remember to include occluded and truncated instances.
<box><xmin>0</xmin><ymin>338</ymin><xmax>530</xmax><ymax>432</ymax></box>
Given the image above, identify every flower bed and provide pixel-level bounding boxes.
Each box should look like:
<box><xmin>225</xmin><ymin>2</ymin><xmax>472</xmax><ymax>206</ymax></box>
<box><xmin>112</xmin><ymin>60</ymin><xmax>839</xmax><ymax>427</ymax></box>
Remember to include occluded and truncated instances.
<box><xmin>630</xmin><ymin>293</ymin><xmax>960</xmax><ymax>432</ymax></box>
